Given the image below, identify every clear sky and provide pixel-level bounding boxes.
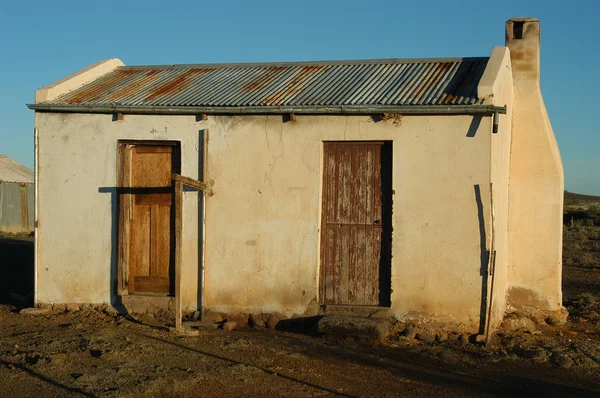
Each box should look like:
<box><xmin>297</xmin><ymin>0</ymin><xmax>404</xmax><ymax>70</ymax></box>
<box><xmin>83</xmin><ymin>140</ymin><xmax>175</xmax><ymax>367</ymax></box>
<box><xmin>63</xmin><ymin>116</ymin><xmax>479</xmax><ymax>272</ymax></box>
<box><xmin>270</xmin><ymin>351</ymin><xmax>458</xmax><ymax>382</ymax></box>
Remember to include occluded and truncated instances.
<box><xmin>1</xmin><ymin>0</ymin><xmax>598</xmax><ymax>194</ymax></box>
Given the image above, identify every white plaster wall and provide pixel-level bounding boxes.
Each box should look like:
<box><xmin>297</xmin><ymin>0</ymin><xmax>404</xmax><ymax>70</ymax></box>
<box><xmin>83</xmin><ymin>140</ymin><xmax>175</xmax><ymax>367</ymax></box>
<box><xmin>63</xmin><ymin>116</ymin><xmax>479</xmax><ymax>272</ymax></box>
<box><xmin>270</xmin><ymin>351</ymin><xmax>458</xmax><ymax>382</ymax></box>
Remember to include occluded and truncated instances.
<box><xmin>203</xmin><ymin>114</ymin><xmax>493</xmax><ymax>329</ymax></box>
<box><xmin>35</xmin><ymin>111</ymin><xmax>495</xmax><ymax>330</ymax></box>
<box><xmin>486</xmin><ymin>48</ymin><xmax>514</xmax><ymax>330</ymax></box>
<box><xmin>507</xmin><ymin>82</ymin><xmax>564</xmax><ymax>311</ymax></box>
<box><xmin>506</xmin><ymin>19</ymin><xmax>564</xmax><ymax>312</ymax></box>
<box><xmin>35</xmin><ymin>113</ymin><xmax>205</xmax><ymax>307</ymax></box>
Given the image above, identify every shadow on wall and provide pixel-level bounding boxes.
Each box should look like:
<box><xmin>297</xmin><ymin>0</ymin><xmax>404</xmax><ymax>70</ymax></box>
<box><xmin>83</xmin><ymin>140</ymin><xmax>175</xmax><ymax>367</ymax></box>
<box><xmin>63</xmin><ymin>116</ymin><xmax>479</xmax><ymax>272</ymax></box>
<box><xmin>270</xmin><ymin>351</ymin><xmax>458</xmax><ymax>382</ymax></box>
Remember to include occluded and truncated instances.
<box><xmin>98</xmin><ymin>186</ymin><xmax>170</xmax><ymax>313</ymax></box>
<box><xmin>0</xmin><ymin>235</ymin><xmax>34</xmax><ymax>306</ymax></box>
<box><xmin>97</xmin><ymin>187</ymin><xmax>122</xmax><ymax>311</ymax></box>
<box><xmin>474</xmin><ymin>184</ymin><xmax>490</xmax><ymax>335</ymax></box>
<box><xmin>466</xmin><ymin>116</ymin><xmax>482</xmax><ymax>137</ymax></box>
<box><xmin>99</xmin><ymin>130</ymin><xmax>206</xmax><ymax>313</ymax></box>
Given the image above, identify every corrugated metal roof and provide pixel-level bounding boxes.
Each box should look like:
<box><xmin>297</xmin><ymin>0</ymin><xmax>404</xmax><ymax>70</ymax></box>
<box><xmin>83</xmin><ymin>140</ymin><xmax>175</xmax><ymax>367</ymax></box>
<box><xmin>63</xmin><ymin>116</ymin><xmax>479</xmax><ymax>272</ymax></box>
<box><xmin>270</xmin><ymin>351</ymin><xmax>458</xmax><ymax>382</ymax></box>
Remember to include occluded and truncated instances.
<box><xmin>44</xmin><ymin>57</ymin><xmax>489</xmax><ymax>108</ymax></box>
<box><xmin>0</xmin><ymin>155</ymin><xmax>33</xmax><ymax>183</ymax></box>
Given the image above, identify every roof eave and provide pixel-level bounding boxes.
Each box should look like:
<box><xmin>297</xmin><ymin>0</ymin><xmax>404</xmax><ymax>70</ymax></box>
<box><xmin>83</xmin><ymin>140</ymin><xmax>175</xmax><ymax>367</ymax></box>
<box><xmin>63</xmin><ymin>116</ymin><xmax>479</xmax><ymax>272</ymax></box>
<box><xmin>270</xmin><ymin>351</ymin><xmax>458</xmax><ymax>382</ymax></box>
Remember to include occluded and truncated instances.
<box><xmin>27</xmin><ymin>104</ymin><xmax>506</xmax><ymax>116</ymax></box>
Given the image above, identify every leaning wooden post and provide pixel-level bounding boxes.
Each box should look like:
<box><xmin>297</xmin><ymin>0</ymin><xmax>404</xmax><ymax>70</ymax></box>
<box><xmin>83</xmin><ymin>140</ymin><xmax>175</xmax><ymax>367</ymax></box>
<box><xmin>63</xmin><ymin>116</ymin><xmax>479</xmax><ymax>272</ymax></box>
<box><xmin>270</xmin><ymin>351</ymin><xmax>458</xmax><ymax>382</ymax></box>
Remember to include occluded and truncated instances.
<box><xmin>175</xmin><ymin>180</ymin><xmax>183</xmax><ymax>331</ymax></box>
<box><xmin>171</xmin><ymin>173</ymin><xmax>206</xmax><ymax>333</ymax></box>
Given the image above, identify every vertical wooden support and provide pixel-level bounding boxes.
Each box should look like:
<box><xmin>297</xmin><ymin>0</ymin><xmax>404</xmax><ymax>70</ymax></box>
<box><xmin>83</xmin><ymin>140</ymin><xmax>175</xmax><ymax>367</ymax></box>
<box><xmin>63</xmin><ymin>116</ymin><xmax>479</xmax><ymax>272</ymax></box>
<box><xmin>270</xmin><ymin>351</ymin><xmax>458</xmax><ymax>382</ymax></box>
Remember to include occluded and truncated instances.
<box><xmin>175</xmin><ymin>180</ymin><xmax>183</xmax><ymax>330</ymax></box>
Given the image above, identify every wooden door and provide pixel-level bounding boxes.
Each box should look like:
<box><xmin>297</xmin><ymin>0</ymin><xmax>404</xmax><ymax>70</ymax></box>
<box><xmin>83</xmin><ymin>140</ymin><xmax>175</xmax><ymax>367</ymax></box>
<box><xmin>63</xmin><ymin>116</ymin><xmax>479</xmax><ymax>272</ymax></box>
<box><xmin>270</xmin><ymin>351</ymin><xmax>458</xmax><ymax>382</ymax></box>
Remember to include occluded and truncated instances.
<box><xmin>320</xmin><ymin>142</ymin><xmax>389</xmax><ymax>306</ymax></box>
<box><xmin>124</xmin><ymin>145</ymin><xmax>174</xmax><ymax>295</ymax></box>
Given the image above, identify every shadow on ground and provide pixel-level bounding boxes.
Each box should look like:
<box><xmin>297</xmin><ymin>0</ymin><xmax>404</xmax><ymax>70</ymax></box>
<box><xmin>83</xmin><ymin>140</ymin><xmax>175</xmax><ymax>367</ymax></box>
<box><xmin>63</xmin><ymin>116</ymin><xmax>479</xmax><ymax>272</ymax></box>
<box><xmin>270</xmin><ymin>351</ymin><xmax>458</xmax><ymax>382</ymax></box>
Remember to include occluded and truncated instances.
<box><xmin>0</xmin><ymin>235</ymin><xmax>34</xmax><ymax>306</ymax></box>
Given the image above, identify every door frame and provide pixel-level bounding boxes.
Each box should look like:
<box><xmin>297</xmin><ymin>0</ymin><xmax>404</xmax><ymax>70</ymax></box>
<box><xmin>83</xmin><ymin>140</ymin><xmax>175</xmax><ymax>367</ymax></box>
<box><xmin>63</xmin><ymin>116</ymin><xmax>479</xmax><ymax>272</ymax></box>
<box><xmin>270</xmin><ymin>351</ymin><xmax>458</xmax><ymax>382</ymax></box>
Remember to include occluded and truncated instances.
<box><xmin>318</xmin><ymin>140</ymin><xmax>393</xmax><ymax>307</ymax></box>
<box><xmin>116</xmin><ymin>140</ymin><xmax>181</xmax><ymax>296</ymax></box>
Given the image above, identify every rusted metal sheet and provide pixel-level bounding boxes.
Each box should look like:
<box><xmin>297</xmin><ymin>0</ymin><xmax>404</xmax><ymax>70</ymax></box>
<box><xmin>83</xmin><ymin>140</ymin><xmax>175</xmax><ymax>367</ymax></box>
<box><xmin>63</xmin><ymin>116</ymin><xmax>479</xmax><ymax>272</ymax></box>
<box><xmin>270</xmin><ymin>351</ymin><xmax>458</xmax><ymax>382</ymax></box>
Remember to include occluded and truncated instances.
<box><xmin>44</xmin><ymin>57</ymin><xmax>489</xmax><ymax>108</ymax></box>
<box><xmin>320</xmin><ymin>142</ymin><xmax>385</xmax><ymax>306</ymax></box>
<box><xmin>0</xmin><ymin>182</ymin><xmax>33</xmax><ymax>232</ymax></box>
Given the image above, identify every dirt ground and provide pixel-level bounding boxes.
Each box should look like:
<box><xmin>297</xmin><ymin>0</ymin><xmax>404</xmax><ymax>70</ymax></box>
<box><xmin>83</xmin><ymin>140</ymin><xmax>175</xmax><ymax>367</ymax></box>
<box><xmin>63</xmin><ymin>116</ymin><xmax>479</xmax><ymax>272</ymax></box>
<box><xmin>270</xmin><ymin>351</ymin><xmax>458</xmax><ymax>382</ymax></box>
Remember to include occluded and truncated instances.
<box><xmin>0</xmin><ymin>306</ymin><xmax>599</xmax><ymax>398</ymax></box>
<box><xmin>1</xmin><ymin>220</ymin><xmax>599</xmax><ymax>397</ymax></box>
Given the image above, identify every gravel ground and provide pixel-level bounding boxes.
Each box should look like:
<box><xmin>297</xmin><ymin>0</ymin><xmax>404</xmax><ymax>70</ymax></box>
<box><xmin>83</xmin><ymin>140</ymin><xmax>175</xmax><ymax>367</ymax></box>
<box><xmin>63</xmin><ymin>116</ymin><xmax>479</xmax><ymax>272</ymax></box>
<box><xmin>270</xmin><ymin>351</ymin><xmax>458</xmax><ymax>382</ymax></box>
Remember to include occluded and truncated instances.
<box><xmin>0</xmin><ymin>306</ymin><xmax>599</xmax><ymax>398</ymax></box>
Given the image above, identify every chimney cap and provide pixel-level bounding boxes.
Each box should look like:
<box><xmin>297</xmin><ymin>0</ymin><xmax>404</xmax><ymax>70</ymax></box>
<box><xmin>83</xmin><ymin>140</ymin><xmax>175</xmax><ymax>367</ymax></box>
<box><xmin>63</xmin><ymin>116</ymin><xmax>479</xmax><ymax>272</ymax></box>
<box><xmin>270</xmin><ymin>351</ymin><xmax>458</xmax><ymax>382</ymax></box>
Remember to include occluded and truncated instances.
<box><xmin>507</xmin><ymin>17</ymin><xmax>539</xmax><ymax>23</ymax></box>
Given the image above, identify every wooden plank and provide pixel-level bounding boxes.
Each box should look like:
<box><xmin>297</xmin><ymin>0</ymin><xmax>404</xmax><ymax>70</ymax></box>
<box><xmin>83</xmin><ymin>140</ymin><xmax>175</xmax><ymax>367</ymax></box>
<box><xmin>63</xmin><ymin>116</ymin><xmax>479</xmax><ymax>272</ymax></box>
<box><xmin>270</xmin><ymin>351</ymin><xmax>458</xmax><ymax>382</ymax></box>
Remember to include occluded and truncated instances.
<box><xmin>319</xmin><ymin>146</ymin><xmax>328</xmax><ymax>303</ymax></box>
<box><xmin>333</xmin><ymin>145</ymin><xmax>343</xmax><ymax>304</ymax></box>
<box><xmin>325</xmin><ymin>147</ymin><xmax>337</xmax><ymax>304</ymax></box>
<box><xmin>364</xmin><ymin>146</ymin><xmax>374</xmax><ymax>305</ymax></box>
<box><xmin>356</xmin><ymin>226</ymin><xmax>367</xmax><ymax>304</ymax></box>
<box><xmin>120</xmin><ymin>145</ymin><xmax>133</xmax><ymax>293</ymax></box>
<box><xmin>171</xmin><ymin>173</ymin><xmax>207</xmax><ymax>191</ymax></box>
<box><xmin>339</xmin><ymin>145</ymin><xmax>352</xmax><ymax>304</ymax></box>
<box><xmin>150</xmin><ymin>205</ymin><xmax>160</xmax><ymax>277</ymax></box>
<box><xmin>136</xmin><ymin>193</ymin><xmax>172</xmax><ymax>206</ymax></box>
<box><xmin>132</xmin><ymin>150</ymin><xmax>172</xmax><ymax>187</ymax></box>
<box><xmin>129</xmin><ymin>204</ymin><xmax>151</xmax><ymax>293</ymax></box>
<box><xmin>135</xmin><ymin>146</ymin><xmax>173</xmax><ymax>153</ymax></box>
<box><xmin>348</xmin><ymin>145</ymin><xmax>359</xmax><ymax>304</ymax></box>
<box><xmin>175</xmin><ymin>180</ymin><xmax>183</xmax><ymax>330</ymax></box>
<box><xmin>326</xmin><ymin>141</ymin><xmax>385</xmax><ymax>146</ymax></box>
<box><xmin>367</xmin><ymin>145</ymin><xmax>383</xmax><ymax>305</ymax></box>
<box><xmin>156</xmin><ymin>204</ymin><xmax>171</xmax><ymax>279</ymax></box>
<box><xmin>356</xmin><ymin>144</ymin><xmax>368</xmax><ymax>304</ymax></box>
<box><xmin>322</xmin><ymin>144</ymin><xmax>331</xmax><ymax>303</ymax></box>
<box><xmin>133</xmin><ymin>276</ymin><xmax>170</xmax><ymax>294</ymax></box>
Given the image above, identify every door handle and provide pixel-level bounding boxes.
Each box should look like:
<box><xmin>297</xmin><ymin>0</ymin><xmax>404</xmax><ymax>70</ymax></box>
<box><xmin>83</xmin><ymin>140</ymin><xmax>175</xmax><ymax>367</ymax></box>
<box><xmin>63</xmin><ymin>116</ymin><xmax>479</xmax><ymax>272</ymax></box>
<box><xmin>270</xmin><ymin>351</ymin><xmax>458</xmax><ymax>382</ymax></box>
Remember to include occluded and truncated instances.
<box><xmin>374</xmin><ymin>220</ymin><xmax>381</xmax><ymax>225</ymax></box>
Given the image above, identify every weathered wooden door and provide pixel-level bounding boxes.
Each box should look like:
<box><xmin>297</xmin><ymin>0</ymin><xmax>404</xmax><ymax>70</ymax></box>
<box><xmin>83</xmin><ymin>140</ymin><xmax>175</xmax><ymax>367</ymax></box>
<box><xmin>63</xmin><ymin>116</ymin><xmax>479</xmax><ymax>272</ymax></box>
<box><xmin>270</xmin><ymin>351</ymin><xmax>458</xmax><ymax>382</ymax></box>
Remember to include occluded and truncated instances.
<box><xmin>320</xmin><ymin>142</ymin><xmax>390</xmax><ymax>306</ymax></box>
<box><xmin>124</xmin><ymin>145</ymin><xmax>174</xmax><ymax>295</ymax></box>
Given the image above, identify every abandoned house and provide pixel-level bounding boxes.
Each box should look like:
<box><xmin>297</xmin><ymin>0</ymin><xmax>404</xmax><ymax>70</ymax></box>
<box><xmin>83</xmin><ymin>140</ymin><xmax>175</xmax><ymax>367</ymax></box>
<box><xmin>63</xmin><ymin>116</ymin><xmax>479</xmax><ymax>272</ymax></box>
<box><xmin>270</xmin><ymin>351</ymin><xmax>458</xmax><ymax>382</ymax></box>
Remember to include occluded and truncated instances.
<box><xmin>28</xmin><ymin>18</ymin><xmax>564</xmax><ymax>334</ymax></box>
<box><xmin>0</xmin><ymin>155</ymin><xmax>34</xmax><ymax>233</ymax></box>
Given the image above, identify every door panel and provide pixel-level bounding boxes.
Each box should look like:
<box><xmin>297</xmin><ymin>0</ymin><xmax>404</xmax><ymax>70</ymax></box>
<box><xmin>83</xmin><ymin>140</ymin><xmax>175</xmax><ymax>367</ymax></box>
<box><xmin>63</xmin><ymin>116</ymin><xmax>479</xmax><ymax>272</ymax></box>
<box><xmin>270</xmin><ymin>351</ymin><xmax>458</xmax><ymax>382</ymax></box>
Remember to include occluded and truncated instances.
<box><xmin>125</xmin><ymin>145</ymin><xmax>174</xmax><ymax>295</ymax></box>
<box><xmin>320</xmin><ymin>142</ymin><xmax>385</xmax><ymax>306</ymax></box>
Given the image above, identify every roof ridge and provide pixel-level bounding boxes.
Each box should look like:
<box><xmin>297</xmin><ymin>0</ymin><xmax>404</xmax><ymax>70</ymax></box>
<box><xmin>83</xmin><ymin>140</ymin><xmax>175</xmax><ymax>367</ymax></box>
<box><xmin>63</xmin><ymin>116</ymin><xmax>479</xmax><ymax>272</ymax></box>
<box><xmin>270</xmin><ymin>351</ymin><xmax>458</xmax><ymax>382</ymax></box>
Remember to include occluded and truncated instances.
<box><xmin>120</xmin><ymin>56</ymin><xmax>489</xmax><ymax>70</ymax></box>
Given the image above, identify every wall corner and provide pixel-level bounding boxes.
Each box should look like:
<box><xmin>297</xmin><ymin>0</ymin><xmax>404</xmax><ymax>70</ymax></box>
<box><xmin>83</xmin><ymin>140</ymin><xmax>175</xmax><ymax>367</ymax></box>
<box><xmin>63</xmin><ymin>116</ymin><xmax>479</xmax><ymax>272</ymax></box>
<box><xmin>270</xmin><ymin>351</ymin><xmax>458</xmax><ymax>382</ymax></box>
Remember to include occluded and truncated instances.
<box><xmin>478</xmin><ymin>46</ymin><xmax>511</xmax><ymax>104</ymax></box>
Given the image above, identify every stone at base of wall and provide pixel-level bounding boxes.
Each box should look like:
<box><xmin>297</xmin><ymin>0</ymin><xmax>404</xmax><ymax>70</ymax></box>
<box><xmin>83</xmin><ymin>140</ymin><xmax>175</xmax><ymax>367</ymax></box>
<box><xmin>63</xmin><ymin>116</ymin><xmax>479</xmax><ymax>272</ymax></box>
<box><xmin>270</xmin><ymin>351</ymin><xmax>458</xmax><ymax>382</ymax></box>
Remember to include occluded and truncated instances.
<box><xmin>118</xmin><ymin>295</ymin><xmax>175</xmax><ymax>315</ymax></box>
<box><xmin>505</xmin><ymin>306</ymin><xmax>569</xmax><ymax>326</ymax></box>
<box><xmin>35</xmin><ymin>302</ymin><xmax>126</xmax><ymax>317</ymax></box>
<box><xmin>317</xmin><ymin>316</ymin><xmax>391</xmax><ymax>340</ymax></box>
<box><xmin>394</xmin><ymin>311</ymin><xmax>479</xmax><ymax>335</ymax></box>
<box><xmin>35</xmin><ymin>301</ymin><xmax>184</xmax><ymax>319</ymax></box>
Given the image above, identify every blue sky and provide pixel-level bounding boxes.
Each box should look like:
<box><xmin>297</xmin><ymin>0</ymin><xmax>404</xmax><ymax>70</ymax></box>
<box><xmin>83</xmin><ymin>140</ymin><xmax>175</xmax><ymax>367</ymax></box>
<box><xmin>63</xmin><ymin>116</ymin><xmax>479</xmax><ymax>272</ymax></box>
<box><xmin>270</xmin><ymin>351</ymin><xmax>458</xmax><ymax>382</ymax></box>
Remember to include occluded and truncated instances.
<box><xmin>1</xmin><ymin>0</ymin><xmax>598</xmax><ymax>194</ymax></box>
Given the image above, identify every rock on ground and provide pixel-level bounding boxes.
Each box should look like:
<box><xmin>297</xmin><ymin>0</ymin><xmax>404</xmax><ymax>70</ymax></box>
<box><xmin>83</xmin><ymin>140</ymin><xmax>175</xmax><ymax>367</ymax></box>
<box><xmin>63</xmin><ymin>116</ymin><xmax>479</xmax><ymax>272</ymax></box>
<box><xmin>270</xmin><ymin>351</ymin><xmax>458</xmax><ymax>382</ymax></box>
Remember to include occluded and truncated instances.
<box><xmin>227</xmin><ymin>314</ymin><xmax>249</xmax><ymax>327</ymax></box>
<box><xmin>249</xmin><ymin>314</ymin><xmax>265</xmax><ymax>328</ymax></box>
<box><xmin>203</xmin><ymin>311</ymin><xmax>223</xmax><ymax>323</ymax></box>
<box><xmin>501</xmin><ymin>317</ymin><xmax>537</xmax><ymax>333</ymax></box>
<box><xmin>266</xmin><ymin>315</ymin><xmax>280</xmax><ymax>330</ymax></box>
<box><xmin>223</xmin><ymin>321</ymin><xmax>237</xmax><ymax>331</ymax></box>
<box><xmin>20</xmin><ymin>307</ymin><xmax>51</xmax><ymax>316</ymax></box>
<box><xmin>403</xmin><ymin>326</ymin><xmax>418</xmax><ymax>339</ymax></box>
<box><xmin>318</xmin><ymin>316</ymin><xmax>390</xmax><ymax>340</ymax></box>
<box><xmin>436</xmin><ymin>331</ymin><xmax>448</xmax><ymax>342</ymax></box>
<box><xmin>65</xmin><ymin>304</ymin><xmax>80</xmax><ymax>312</ymax></box>
<box><xmin>416</xmin><ymin>333</ymin><xmax>436</xmax><ymax>343</ymax></box>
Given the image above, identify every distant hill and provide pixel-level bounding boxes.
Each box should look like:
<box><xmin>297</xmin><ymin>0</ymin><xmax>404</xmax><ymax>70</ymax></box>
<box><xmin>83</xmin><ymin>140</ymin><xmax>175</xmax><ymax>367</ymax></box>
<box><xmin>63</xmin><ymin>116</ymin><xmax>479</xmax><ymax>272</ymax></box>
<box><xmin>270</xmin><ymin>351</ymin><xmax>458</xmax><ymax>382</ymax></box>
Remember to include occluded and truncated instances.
<box><xmin>565</xmin><ymin>191</ymin><xmax>600</xmax><ymax>207</ymax></box>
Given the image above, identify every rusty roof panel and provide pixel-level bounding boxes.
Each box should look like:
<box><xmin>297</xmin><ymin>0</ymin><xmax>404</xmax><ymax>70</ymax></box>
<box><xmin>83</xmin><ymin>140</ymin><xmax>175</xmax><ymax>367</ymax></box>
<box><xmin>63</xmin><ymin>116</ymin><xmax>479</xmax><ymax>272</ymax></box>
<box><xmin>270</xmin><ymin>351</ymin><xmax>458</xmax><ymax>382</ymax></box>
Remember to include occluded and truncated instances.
<box><xmin>45</xmin><ymin>57</ymin><xmax>489</xmax><ymax>108</ymax></box>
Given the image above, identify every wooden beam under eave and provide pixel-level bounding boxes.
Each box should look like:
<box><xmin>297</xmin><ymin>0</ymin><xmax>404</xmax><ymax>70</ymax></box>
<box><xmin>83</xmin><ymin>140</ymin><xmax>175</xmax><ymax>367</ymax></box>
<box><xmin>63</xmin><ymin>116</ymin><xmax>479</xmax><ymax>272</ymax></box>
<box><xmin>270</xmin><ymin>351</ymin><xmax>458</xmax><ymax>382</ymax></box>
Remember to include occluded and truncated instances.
<box><xmin>283</xmin><ymin>113</ymin><xmax>296</xmax><ymax>123</ymax></box>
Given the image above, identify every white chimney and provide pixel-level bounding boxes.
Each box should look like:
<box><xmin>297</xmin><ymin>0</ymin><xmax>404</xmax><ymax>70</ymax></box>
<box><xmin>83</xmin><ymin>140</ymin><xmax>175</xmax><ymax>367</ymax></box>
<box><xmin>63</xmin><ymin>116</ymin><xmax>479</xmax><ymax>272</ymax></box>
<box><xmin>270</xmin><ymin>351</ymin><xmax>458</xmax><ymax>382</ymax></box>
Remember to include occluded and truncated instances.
<box><xmin>505</xmin><ymin>18</ymin><xmax>540</xmax><ymax>83</ymax></box>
